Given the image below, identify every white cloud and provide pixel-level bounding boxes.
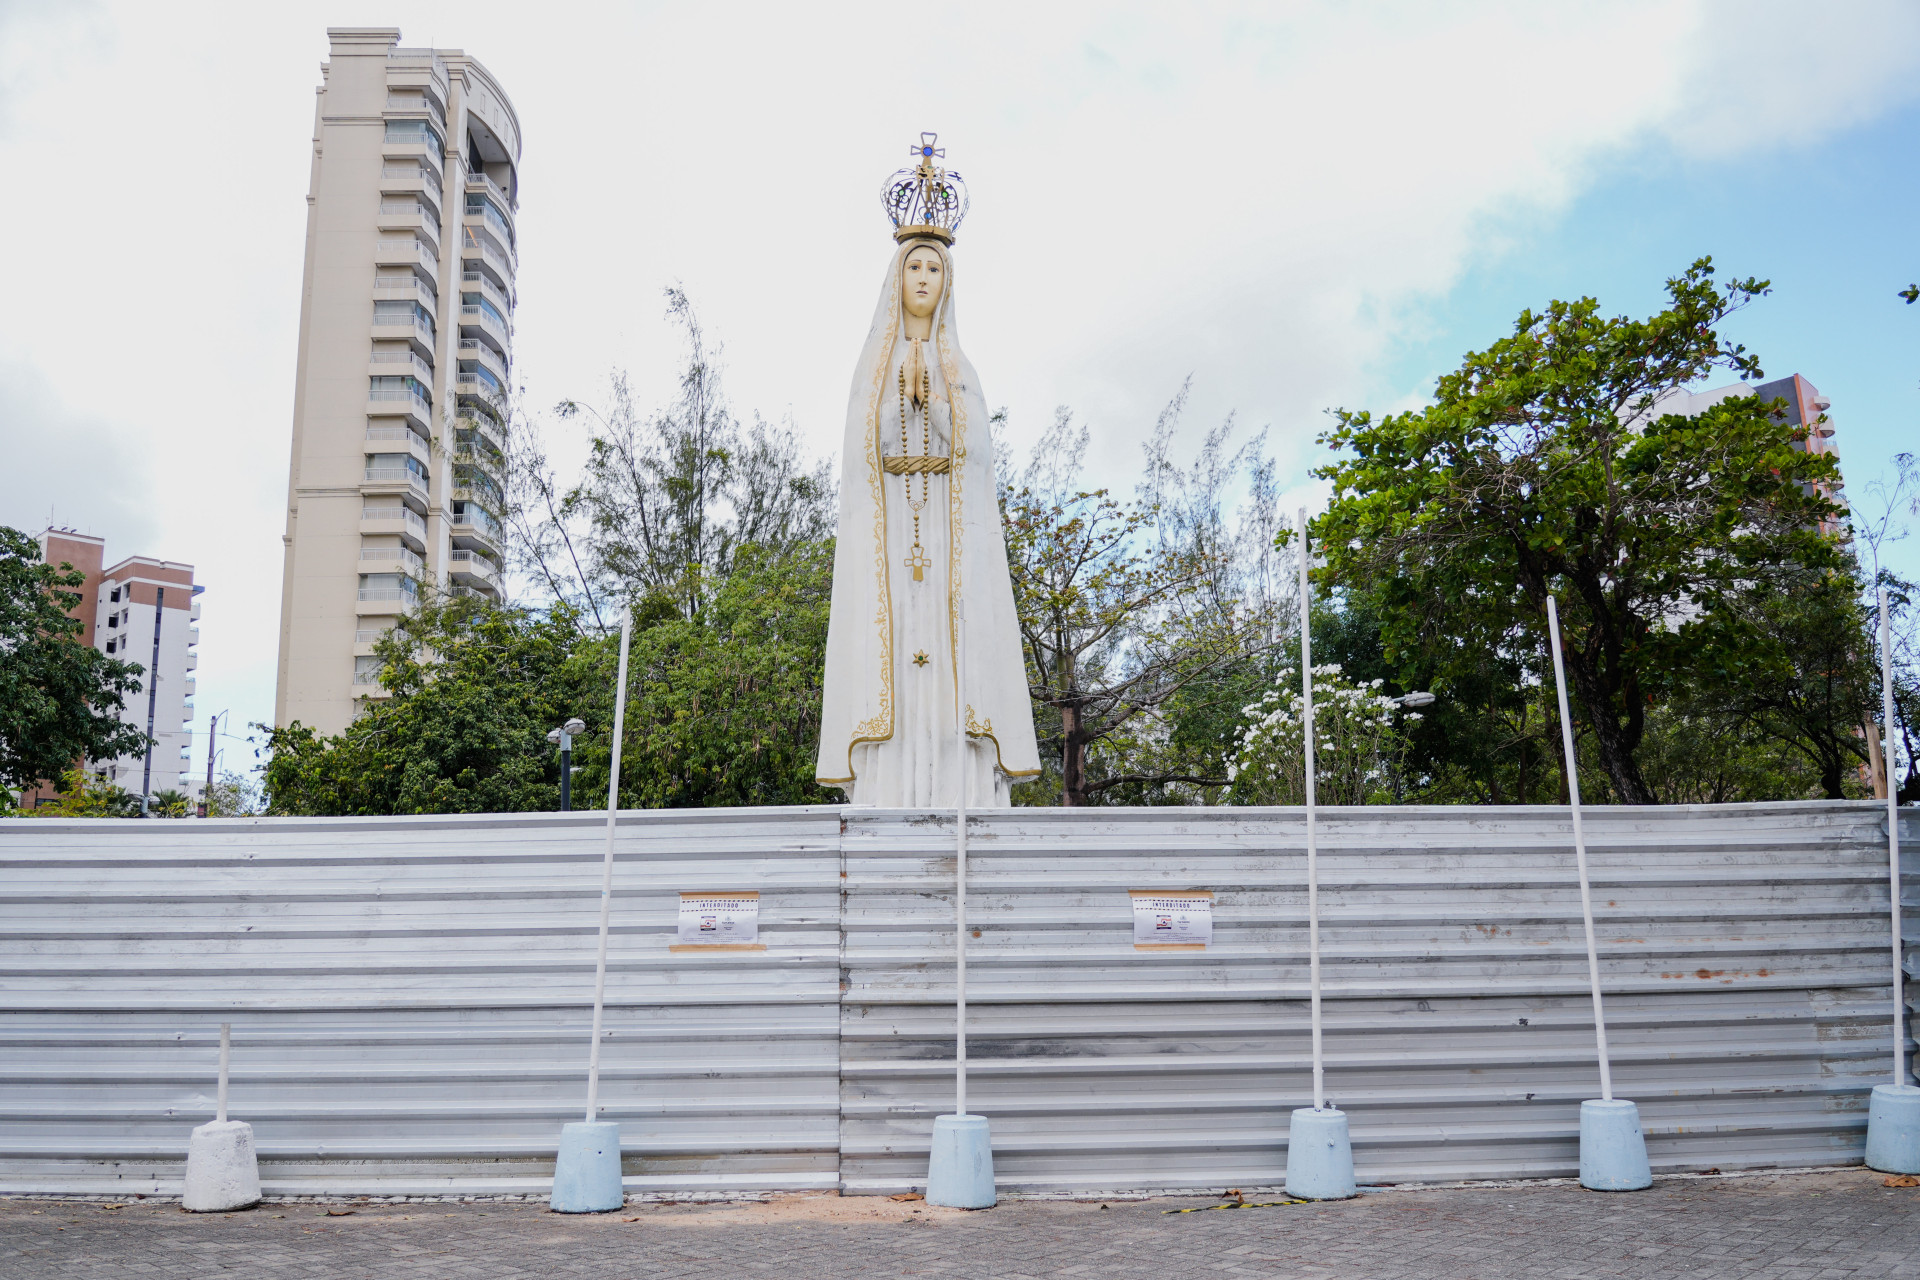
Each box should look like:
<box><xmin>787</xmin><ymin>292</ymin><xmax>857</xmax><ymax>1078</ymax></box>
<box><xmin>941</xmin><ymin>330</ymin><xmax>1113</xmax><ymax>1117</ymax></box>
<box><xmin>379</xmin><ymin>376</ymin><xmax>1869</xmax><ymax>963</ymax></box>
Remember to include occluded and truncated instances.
<box><xmin>1</xmin><ymin>0</ymin><xmax>1915</xmax><ymax>735</ymax></box>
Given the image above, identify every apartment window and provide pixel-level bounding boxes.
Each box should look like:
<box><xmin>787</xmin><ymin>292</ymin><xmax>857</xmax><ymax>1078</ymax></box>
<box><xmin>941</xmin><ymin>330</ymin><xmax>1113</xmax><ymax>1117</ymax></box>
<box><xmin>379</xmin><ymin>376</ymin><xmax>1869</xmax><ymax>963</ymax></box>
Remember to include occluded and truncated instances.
<box><xmin>109</xmin><ymin>587</ymin><xmax>120</xmax><ymax>603</ymax></box>
<box><xmin>105</xmin><ymin>639</ymin><xmax>116</xmax><ymax>654</ymax></box>
<box><xmin>384</xmin><ymin>119</ymin><xmax>444</xmax><ymax>154</ymax></box>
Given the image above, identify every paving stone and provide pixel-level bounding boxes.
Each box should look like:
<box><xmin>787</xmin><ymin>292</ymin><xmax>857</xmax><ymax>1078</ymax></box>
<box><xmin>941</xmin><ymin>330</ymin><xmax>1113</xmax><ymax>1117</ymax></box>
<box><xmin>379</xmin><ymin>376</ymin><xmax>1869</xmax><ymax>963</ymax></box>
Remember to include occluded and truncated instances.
<box><xmin>0</xmin><ymin>1171</ymin><xmax>1913</xmax><ymax>1279</ymax></box>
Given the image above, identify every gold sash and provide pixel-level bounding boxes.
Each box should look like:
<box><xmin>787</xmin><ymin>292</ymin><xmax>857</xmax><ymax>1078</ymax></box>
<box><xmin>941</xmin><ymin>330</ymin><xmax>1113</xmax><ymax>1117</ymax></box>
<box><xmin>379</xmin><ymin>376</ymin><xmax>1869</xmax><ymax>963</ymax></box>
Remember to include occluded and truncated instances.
<box><xmin>881</xmin><ymin>455</ymin><xmax>951</xmax><ymax>475</ymax></box>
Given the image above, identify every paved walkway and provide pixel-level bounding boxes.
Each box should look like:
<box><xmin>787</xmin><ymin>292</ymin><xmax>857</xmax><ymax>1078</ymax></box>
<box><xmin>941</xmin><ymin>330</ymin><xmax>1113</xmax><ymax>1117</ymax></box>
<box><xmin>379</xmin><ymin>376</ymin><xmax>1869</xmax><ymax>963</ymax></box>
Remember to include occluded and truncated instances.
<box><xmin>1</xmin><ymin>1169</ymin><xmax>1915</xmax><ymax>1278</ymax></box>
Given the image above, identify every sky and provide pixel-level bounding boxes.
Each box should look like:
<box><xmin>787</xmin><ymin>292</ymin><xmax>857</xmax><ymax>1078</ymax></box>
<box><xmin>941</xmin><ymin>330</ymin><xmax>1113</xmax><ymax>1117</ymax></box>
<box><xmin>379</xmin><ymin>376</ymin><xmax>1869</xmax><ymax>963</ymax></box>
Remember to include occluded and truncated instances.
<box><xmin>2</xmin><ymin>0</ymin><xmax>1918</xmax><ymax>773</ymax></box>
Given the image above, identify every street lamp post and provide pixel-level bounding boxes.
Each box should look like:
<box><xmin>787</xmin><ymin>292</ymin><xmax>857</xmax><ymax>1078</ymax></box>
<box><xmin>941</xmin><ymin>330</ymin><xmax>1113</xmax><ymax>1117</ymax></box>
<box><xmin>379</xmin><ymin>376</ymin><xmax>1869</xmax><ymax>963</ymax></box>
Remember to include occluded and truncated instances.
<box><xmin>547</xmin><ymin>717</ymin><xmax>586</xmax><ymax>811</ymax></box>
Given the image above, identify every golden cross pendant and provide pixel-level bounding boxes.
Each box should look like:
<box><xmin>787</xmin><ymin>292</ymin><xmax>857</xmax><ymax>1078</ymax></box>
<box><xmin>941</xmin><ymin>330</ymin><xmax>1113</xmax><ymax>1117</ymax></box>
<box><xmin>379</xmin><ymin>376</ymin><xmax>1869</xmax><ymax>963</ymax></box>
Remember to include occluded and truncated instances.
<box><xmin>904</xmin><ymin>543</ymin><xmax>932</xmax><ymax>582</ymax></box>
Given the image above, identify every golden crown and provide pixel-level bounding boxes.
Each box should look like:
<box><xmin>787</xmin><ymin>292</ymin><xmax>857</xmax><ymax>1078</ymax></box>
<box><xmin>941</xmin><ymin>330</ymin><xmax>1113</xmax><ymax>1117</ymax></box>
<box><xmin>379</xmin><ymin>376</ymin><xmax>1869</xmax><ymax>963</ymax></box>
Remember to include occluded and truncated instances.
<box><xmin>880</xmin><ymin>132</ymin><xmax>969</xmax><ymax>245</ymax></box>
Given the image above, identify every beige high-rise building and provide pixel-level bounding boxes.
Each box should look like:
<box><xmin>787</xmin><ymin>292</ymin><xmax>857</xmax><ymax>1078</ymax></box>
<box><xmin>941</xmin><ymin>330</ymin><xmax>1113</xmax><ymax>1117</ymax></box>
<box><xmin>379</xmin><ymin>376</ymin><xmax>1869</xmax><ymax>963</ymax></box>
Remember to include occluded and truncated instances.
<box><xmin>275</xmin><ymin>28</ymin><xmax>519</xmax><ymax>735</ymax></box>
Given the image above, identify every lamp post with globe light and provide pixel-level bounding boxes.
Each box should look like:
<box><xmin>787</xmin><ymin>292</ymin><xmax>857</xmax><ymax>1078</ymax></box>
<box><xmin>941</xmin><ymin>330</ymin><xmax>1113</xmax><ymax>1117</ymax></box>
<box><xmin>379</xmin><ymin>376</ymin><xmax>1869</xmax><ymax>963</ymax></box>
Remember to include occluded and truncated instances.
<box><xmin>547</xmin><ymin>717</ymin><xmax>586</xmax><ymax>811</ymax></box>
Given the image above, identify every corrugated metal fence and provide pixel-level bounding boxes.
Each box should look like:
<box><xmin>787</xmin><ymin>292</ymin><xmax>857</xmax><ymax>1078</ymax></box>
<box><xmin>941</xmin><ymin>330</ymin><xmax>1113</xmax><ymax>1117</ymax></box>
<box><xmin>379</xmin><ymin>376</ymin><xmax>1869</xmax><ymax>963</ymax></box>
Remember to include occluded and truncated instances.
<box><xmin>0</xmin><ymin>802</ymin><xmax>1910</xmax><ymax>1196</ymax></box>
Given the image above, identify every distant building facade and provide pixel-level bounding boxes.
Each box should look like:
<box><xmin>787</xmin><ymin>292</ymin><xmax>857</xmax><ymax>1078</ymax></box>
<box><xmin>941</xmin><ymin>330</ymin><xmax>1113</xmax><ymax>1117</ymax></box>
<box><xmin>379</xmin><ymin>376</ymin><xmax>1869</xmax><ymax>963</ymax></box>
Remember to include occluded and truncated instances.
<box><xmin>1643</xmin><ymin>373</ymin><xmax>1843</xmax><ymax>523</ymax></box>
<box><xmin>275</xmin><ymin>28</ymin><xmax>521</xmax><ymax>736</ymax></box>
<box><xmin>24</xmin><ymin>529</ymin><xmax>203</xmax><ymax>807</ymax></box>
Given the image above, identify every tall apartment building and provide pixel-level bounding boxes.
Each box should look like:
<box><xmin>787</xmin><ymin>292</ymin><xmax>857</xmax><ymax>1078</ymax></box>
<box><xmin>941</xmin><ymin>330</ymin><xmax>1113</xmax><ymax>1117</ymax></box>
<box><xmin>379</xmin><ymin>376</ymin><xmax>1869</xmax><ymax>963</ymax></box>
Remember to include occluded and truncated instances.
<box><xmin>1644</xmin><ymin>372</ymin><xmax>1843</xmax><ymax>524</ymax></box>
<box><xmin>23</xmin><ymin>529</ymin><xmax>202</xmax><ymax>807</ymax></box>
<box><xmin>275</xmin><ymin>28</ymin><xmax>519</xmax><ymax>735</ymax></box>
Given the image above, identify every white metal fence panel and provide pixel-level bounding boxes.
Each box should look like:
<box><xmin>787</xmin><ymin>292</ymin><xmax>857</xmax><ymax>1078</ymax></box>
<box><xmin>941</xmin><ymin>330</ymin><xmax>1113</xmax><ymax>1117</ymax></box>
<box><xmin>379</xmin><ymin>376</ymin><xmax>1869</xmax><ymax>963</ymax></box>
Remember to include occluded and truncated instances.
<box><xmin>840</xmin><ymin>803</ymin><xmax>1904</xmax><ymax>1193</ymax></box>
<box><xmin>0</xmin><ymin>808</ymin><xmax>843</xmax><ymax>1196</ymax></box>
<box><xmin>0</xmin><ymin>801</ymin><xmax>1905</xmax><ymax>1197</ymax></box>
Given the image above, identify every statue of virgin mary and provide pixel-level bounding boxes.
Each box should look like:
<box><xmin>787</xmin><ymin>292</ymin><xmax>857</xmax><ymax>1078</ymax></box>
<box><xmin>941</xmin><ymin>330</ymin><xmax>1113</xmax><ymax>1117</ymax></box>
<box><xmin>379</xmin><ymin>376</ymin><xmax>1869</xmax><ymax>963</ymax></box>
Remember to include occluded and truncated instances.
<box><xmin>815</xmin><ymin>136</ymin><xmax>1040</xmax><ymax>807</ymax></box>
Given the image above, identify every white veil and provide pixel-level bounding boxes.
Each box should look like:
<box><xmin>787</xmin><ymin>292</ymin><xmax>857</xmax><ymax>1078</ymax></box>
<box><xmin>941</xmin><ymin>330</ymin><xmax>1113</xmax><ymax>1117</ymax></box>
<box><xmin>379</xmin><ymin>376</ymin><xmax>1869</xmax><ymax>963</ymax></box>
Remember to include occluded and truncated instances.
<box><xmin>815</xmin><ymin>238</ymin><xmax>1041</xmax><ymax>789</ymax></box>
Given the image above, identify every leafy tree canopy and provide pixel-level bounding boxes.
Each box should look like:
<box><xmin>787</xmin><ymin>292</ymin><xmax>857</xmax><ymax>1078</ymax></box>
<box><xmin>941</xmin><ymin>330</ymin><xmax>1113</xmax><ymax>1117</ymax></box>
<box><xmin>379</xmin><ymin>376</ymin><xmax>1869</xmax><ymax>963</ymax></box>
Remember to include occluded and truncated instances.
<box><xmin>263</xmin><ymin>595</ymin><xmax>595</xmax><ymax>815</ymax></box>
<box><xmin>1313</xmin><ymin>260</ymin><xmax>1848</xmax><ymax>803</ymax></box>
<box><xmin>0</xmin><ymin>526</ymin><xmax>147</xmax><ymax>795</ymax></box>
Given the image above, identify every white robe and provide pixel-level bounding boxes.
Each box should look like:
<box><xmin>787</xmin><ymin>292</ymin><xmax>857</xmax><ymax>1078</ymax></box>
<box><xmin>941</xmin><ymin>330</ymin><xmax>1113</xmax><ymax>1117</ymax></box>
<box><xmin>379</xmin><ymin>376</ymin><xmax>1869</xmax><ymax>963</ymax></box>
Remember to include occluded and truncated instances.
<box><xmin>816</xmin><ymin>239</ymin><xmax>1041</xmax><ymax>807</ymax></box>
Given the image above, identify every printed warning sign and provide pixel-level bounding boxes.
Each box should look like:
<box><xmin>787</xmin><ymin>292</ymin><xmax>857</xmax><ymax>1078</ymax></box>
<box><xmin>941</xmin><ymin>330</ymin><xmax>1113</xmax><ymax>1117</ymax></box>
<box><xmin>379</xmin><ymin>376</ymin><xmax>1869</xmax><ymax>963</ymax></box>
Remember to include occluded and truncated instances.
<box><xmin>672</xmin><ymin>892</ymin><xmax>764</xmax><ymax>951</ymax></box>
<box><xmin>1130</xmin><ymin>890</ymin><xmax>1213</xmax><ymax>950</ymax></box>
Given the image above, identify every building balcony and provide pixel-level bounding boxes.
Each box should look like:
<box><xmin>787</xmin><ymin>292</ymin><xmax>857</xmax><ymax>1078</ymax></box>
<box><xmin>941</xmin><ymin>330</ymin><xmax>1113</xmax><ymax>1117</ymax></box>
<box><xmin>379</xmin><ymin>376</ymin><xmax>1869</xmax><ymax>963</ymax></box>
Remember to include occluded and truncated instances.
<box><xmin>353</xmin><ymin>625</ymin><xmax>393</xmax><ymax>654</ymax></box>
<box><xmin>355</xmin><ymin>588</ymin><xmax>417</xmax><ymax>616</ymax></box>
<box><xmin>360</xmin><ymin>505</ymin><xmax>427</xmax><ymax>550</ymax></box>
<box><xmin>464</xmin><ymin>198</ymin><xmax>515</xmax><ymax>246</ymax></box>
<box><xmin>368</xmin><ymin>348</ymin><xmax>435</xmax><ymax>382</ymax></box>
<box><xmin>460</xmin><ymin>231</ymin><xmax>514</xmax><ymax>282</ymax></box>
<box><xmin>381</xmin><ymin>138</ymin><xmax>444</xmax><ymax>170</ymax></box>
<box><xmin>459</xmin><ymin>271</ymin><xmax>514</xmax><ymax>318</ymax></box>
<box><xmin>362</xmin><ymin>466</ymin><xmax>429</xmax><ymax>502</ymax></box>
<box><xmin>447</xmin><ymin>549</ymin><xmax>501</xmax><ymax>593</ymax></box>
<box><xmin>465</xmin><ymin>168</ymin><xmax>515</xmax><ymax>214</ymax></box>
<box><xmin>459</xmin><ymin>304</ymin><xmax>511</xmax><ymax>350</ymax></box>
<box><xmin>364</xmin><ymin>424</ymin><xmax>431</xmax><ymax>465</ymax></box>
<box><xmin>381</xmin><ymin>162</ymin><xmax>443</xmax><ymax>200</ymax></box>
<box><xmin>375</xmin><ymin>236</ymin><xmax>439</xmax><ymax>276</ymax></box>
<box><xmin>385</xmin><ymin>91</ymin><xmax>447</xmax><ymax>130</ymax></box>
<box><xmin>458</xmin><ymin>337</ymin><xmax>509</xmax><ymax>381</ymax></box>
<box><xmin>370</xmin><ymin>314</ymin><xmax>436</xmax><ymax>353</ymax></box>
<box><xmin>455</xmin><ymin>372</ymin><xmax>508</xmax><ymax>414</ymax></box>
<box><xmin>372</xmin><ymin>277</ymin><xmax>438</xmax><ymax>312</ymax></box>
<box><xmin>449</xmin><ymin>513</ymin><xmax>502</xmax><ymax>557</ymax></box>
<box><xmin>367</xmin><ymin>390</ymin><xmax>434</xmax><ymax>434</ymax></box>
<box><xmin>378</xmin><ymin>207</ymin><xmax>442</xmax><ymax>246</ymax></box>
<box><xmin>360</xmin><ymin>544</ymin><xmax>425</xmax><ymax>576</ymax></box>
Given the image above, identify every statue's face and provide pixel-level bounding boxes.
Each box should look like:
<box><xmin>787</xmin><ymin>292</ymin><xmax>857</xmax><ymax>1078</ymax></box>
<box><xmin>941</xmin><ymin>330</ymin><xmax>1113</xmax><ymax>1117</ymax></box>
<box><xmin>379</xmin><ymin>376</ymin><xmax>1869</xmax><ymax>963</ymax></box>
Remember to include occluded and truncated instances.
<box><xmin>902</xmin><ymin>247</ymin><xmax>945</xmax><ymax>321</ymax></box>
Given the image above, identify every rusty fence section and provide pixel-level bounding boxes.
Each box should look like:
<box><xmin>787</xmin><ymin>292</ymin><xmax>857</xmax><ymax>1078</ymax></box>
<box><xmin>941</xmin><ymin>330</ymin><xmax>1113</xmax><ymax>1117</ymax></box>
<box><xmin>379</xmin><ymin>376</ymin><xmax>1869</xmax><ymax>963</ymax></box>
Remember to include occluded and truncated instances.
<box><xmin>0</xmin><ymin>802</ymin><xmax>1908</xmax><ymax>1195</ymax></box>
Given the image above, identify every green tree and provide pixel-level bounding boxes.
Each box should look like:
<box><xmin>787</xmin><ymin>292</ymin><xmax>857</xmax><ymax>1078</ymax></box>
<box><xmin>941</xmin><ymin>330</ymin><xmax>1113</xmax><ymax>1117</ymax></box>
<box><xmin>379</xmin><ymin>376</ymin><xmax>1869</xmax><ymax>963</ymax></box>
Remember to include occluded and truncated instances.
<box><xmin>13</xmin><ymin>767</ymin><xmax>141</xmax><ymax>817</ymax></box>
<box><xmin>569</xmin><ymin>541</ymin><xmax>840</xmax><ymax>809</ymax></box>
<box><xmin>149</xmin><ymin>789</ymin><xmax>190</xmax><ymax>819</ymax></box>
<box><xmin>263</xmin><ymin>595</ymin><xmax>594</xmax><ymax>815</ymax></box>
<box><xmin>204</xmin><ymin>769</ymin><xmax>264</xmax><ymax>817</ymax></box>
<box><xmin>1001</xmin><ymin>407</ymin><xmax>1281</xmax><ymax>806</ymax></box>
<box><xmin>547</xmin><ymin>289</ymin><xmax>834</xmax><ymax>627</ymax></box>
<box><xmin>0</xmin><ymin>526</ymin><xmax>148</xmax><ymax>794</ymax></box>
<box><xmin>1314</xmin><ymin>260</ymin><xmax>1847</xmax><ymax>804</ymax></box>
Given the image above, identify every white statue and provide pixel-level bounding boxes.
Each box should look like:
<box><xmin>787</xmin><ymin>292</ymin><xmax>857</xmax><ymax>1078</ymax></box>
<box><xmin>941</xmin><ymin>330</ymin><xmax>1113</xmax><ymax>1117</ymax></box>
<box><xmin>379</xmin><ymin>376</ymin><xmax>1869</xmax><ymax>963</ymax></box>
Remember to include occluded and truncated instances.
<box><xmin>816</xmin><ymin>135</ymin><xmax>1040</xmax><ymax>806</ymax></box>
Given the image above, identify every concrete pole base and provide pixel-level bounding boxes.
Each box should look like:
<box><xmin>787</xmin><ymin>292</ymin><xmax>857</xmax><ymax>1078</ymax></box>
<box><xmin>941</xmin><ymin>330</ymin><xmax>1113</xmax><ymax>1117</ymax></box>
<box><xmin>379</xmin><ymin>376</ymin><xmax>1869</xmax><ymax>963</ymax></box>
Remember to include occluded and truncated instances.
<box><xmin>182</xmin><ymin>1120</ymin><xmax>261</xmax><ymax>1212</ymax></box>
<box><xmin>550</xmin><ymin>1121</ymin><xmax>624</xmax><ymax>1213</ymax></box>
<box><xmin>1865</xmin><ymin>1083</ymin><xmax>1920</xmax><ymax>1174</ymax></box>
<box><xmin>1579</xmin><ymin>1099</ymin><xmax>1652</xmax><ymax>1191</ymax></box>
<box><xmin>926</xmin><ymin>1114</ymin><xmax>995</xmax><ymax>1208</ymax></box>
<box><xmin>1285</xmin><ymin>1107</ymin><xmax>1357</xmax><ymax>1200</ymax></box>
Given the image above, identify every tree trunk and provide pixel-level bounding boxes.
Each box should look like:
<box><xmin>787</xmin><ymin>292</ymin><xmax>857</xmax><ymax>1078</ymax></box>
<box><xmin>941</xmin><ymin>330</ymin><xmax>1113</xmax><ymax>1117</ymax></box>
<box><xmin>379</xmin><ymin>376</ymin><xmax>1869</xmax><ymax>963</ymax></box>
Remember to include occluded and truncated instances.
<box><xmin>1820</xmin><ymin>739</ymin><xmax>1848</xmax><ymax>801</ymax></box>
<box><xmin>1562</xmin><ymin>635</ymin><xmax>1657</xmax><ymax>805</ymax></box>
<box><xmin>1060</xmin><ymin>702</ymin><xmax>1091</xmax><ymax>807</ymax></box>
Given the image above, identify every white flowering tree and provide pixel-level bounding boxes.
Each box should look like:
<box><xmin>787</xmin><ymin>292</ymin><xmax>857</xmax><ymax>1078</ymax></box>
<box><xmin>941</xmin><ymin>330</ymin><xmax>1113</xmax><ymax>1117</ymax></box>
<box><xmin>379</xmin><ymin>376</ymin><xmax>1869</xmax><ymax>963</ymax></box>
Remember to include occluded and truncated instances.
<box><xmin>1226</xmin><ymin>664</ymin><xmax>1418</xmax><ymax>805</ymax></box>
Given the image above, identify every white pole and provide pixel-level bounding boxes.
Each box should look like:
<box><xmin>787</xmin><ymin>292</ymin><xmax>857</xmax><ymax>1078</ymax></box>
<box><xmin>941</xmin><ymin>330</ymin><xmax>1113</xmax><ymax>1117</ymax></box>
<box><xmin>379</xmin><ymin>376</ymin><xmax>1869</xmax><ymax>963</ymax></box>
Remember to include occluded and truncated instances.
<box><xmin>1880</xmin><ymin>586</ymin><xmax>1908</xmax><ymax>1086</ymax></box>
<box><xmin>954</xmin><ymin>598</ymin><xmax>969</xmax><ymax>1117</ymax></box>
<box><xmin>216</xmin><ymin>1023</ymin><xmax>230</xmax><ymax>1124</ymax></box>
<box><xmin>1546</xmin><ymin>595</ymin><xmax>1614</xmax><ymax>1101</ymax></box>
<box><xmin>1296</xmin><ymin>508</ymin><xmax>1324</xmax><ymax>1111</ymax></box>
<box><xmin>584</xmin><ymin>607</ymin><xmax>634</xmax><ymax>1123</ymax></box>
